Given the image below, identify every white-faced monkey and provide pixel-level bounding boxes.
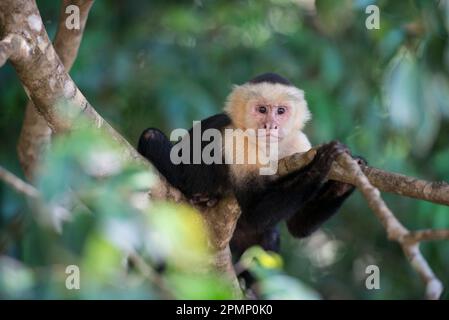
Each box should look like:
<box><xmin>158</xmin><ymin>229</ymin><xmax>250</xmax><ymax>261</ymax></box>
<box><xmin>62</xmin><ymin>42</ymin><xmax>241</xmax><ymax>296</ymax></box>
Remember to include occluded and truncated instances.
<box><xmin>138</xmin><ymin>73</ymin><xmax>363</xmax><ymax>257</ymax></box>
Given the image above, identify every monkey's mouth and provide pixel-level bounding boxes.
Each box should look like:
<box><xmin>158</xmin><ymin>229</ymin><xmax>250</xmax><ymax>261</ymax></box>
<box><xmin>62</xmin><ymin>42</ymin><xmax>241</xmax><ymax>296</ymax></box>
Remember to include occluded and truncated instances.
<box><xmin>258</xmin><ymin>132</ymin><xmax>282</xmax><ymax>140</ymax></box>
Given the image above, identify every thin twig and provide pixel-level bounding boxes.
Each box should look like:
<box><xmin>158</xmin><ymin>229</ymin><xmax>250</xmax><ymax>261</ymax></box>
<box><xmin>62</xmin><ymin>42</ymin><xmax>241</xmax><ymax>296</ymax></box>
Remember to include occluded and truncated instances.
<box><xmin>405</xmin><ymin>229</ymin><xmax>449</xmax><ymax>243</ymax></box>
<box><xmin>280</xmin><ymin>149</ymin><xmax>447</xmax><ymax>299</ymax></box>
<box><xmin>279</xmin><ymin>148</ymin><xmax>449</xmax><ymax>207</ymax></box>
<box><xmin>333</xmin><ymin>165</ymin><xmax>449</xmax><ymax>207</ymax></box>
<box><xmin>337</xmin><ymin>153</ymin><xmax>443</xmax><ymax>300</ymax></box>
<box><xmin>0</xmin><ymin>165</ymin><xmax>39</xmax><ymax>198</ymax></box>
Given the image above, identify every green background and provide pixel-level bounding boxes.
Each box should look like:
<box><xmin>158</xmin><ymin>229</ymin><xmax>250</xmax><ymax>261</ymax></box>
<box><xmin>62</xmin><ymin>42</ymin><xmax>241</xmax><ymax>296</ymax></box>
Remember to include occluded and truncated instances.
<box><xmin>1</xmin><ymin>0</ymin><xmax>449</xmax><ymax>299</ymax></box>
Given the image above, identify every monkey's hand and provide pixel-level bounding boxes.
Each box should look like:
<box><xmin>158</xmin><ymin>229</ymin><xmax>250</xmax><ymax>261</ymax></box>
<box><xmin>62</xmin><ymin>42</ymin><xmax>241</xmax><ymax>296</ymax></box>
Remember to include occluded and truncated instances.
<box><xmin>307</xmin><ymin>140</ymin><xmax>350</xmax><ymax>181</ymax></box>
<box><xmin>353</xmin><ymin>155</ymin><xmax>368</xmax><ymax>167</ymax></box>
<box><xmin>316</xmin><ymin>151</ymin><xmax>368</xmax><ymax>197</ymax></box>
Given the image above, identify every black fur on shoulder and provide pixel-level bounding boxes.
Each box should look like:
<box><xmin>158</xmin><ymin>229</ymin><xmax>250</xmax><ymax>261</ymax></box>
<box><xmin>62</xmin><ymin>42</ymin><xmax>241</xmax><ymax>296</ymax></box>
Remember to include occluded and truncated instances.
<box><xmin>137</xmin><ymin>113</ymin><xmax>232</xmax><ymax>205</ymax></box>
<box><xmin>248</xmin><ymin>72</ymin><xmax>292</xmax><ymax>86</ymax></box>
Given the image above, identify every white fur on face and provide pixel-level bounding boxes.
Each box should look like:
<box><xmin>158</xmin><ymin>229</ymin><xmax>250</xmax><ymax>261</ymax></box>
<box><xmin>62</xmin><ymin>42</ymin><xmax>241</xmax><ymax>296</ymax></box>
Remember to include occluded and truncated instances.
<box><xmin>223</xmin><ymin>81</ymin><xmax>313</xmax><ymax>177</ymax></box>
<box><xmin>224</xmin><ymin>82</ymin><xmax>312</xmax><ymax>133</ymax></box>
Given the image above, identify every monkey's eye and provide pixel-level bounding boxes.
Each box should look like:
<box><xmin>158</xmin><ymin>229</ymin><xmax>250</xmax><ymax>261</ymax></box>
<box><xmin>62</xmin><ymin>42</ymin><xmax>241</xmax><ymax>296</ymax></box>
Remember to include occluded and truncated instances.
<box><xmin>277</xmin><ymin>106</ymin><xmax>286</xmax><ymax>115</ymax></box>
<box><xmin>258</xmin><ymin>106</ymin><xmax>267</xmax><ymax>114</ymax></box>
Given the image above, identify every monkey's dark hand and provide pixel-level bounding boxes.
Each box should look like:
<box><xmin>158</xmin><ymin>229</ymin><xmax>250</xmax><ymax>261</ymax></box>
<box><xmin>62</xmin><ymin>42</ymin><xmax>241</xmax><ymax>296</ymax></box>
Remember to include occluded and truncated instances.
<box><xmin>307</xmin><ymin>140</ymin><xmax>350</xmax><ymax>182</ymax></box>
<box><xmin>353</xmin><ymin>155</ymin><xmax>368</xmax><ymax>167</ymax></box>
<box><xmin>316</xmin><ymin>151</ymin><xmax>368</xmax><ymax>197</ymax></box>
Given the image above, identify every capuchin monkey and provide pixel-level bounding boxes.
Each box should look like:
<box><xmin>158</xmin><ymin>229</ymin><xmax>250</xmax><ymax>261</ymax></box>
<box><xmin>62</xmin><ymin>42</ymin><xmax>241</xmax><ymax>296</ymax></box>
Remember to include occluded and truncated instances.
<box><xmin>138</xmin><ymin>73</ymin><xmax>362</xmax><ymax>258</ymax></box>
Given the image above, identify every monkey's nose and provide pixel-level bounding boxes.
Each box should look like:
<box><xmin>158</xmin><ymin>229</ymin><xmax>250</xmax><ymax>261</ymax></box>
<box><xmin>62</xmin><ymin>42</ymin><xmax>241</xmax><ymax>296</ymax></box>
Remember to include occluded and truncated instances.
<box><xmin>263</xmin><ymin>123</ymin><xmax>278</xmax><ymax>130</ymax></box>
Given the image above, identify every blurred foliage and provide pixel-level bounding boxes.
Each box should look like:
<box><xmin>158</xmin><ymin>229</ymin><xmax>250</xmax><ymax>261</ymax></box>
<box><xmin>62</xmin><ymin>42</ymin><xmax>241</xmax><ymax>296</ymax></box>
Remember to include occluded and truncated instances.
<box><xmin>238</xmin><ymin>246</ymin><xmax>321</xmax><ymax>299</ymax></box>
<box><xmin>1</xmin><ymin>117</ymin><xmax>235</xmax><ymax>299</ymax></box>
<box><xmin>1</xmin><ymin>0</ymin><xmax>449</xmax><ymax>299</ymax></box>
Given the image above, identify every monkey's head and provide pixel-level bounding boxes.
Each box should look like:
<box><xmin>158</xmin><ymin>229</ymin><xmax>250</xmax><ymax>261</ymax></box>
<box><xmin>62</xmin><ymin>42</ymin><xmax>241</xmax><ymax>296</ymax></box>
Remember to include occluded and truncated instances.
<box><xmin>224</xmin><ymin>73</ymin><xmax>311</xmax><ymax>141</ymax></box>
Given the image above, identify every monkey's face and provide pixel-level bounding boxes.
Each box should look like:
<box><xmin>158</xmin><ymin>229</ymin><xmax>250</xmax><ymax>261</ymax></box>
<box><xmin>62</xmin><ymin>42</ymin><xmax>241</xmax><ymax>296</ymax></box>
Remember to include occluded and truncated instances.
<box><xmin>225</xmin><ymin>82</ymin><xmax>311</xmax><ymax>142</ymax></box>
<box><xmin>247</xmin><ymin>99</ymin><xmax>292</xmax><ymax>140</ymax></box>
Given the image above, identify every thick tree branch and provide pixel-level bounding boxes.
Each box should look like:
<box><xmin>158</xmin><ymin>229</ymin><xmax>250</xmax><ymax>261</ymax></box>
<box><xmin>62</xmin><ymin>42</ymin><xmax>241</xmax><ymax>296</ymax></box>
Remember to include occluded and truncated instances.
<box><xmin>0</xmin><ymin>0</ymin><xmax>145</xmax><ymax>164</ymax></box>
<box><xmin>0</xmin><ymin>0</ymin><xmax>241</xmax><ymax>297</ymax></box>
<box><xmin>17</xmin><ymin>0</ymin><xmax>94</xmax><ymax>180</ymax></box>
<box><xmin>150</xmin><ymin>177</ymin><xmax>242</xmax><ymax>297</ymax></box>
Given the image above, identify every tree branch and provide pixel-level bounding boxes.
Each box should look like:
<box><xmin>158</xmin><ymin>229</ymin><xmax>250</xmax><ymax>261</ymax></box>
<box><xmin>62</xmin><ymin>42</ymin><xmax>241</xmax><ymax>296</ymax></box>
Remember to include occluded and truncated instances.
<box><xmin>0</xmin><ymin>165</ymin><xmax>39</xmax><ymax>198</ymax></box>
<box><xmin>17</xmin><ymin>0</ymin><xmax>94</xmax><ymax>180</ymax></box>
<box><xmin>54</xmin><ymin>0</ymin><xmax>94</xmax><ymax>70</ymax></box>
<box><xmin>279</xmin><ymin>148</ymin><xmax>449</xmax><ymax>207</ymax></box>
<box><xmin>405</xmin><ymin>229</ymin><xmax>449</xmax><ymax>242</ymax></box>
<box><xmin>279</xmin><ymin>149</ymin><xmax>447</xmax><ymax>299</ymax></box>
<box><xmin>2</xmin><ymin>0</ymin><xmax>447</xmax><ymax>300</ymax></box>
<box><xmin>150</xmin><ymin>177</ymin><xmax>243</xmax><ymax>297</ymax></box>
<box><xmin>0</xmin><ymin>0</ymin><xmax>145</xmax><ymax>163</ymax></box>
<box><xmin>0</xmin><ymin>0</ymin><xmax>241</xmax><ymax>297</ymax></box>
<box><xmin>0</xmin><ymin>34</ymin><xmax>30</xmax><ymax>67</ymax></box>
<box><xmin>337</xmin><ymin>153</ymin><xmax>443</xmax><ymax>300</ymax></box>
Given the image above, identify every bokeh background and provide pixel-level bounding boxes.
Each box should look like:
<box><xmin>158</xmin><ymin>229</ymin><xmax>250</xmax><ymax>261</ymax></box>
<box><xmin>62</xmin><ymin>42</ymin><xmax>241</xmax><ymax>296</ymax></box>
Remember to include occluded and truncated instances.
<box><xmin>1</xmin><ymin>0</ymin><xmax>449</xmax><ymax>299</ymax></box>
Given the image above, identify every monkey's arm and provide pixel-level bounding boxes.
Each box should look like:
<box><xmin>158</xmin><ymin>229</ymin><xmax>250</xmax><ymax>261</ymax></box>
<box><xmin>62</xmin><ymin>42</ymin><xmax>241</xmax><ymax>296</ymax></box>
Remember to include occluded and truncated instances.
<box><xmin>286</xmin><ymin>156</ymin><xmax>366</xmax><ymax>238</ymax></box>
<box><xmin>235</xmin><ymin>141</ymin><xmax>346</xmax><ymax>233</ymax></box>
<box><xmin>286</xmin><ymin>180</ymin><xmax>354</xmax><ymax>238</ymax></box>
<box><xmin>230</xmin><ymin>225</ymin><xmax>280</xmax><ymax>258</ymax></box>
